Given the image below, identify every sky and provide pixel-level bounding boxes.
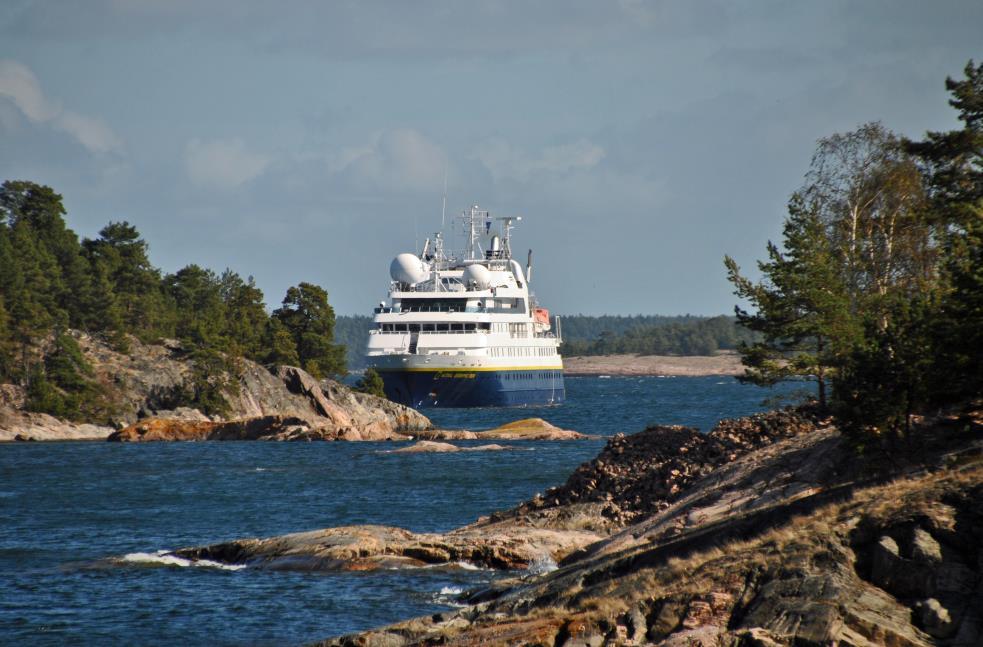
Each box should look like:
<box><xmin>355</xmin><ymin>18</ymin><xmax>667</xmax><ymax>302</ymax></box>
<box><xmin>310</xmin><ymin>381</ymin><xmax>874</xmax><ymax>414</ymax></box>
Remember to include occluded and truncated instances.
<box><xmin>1</xmin><ymin>1</ymin><xmax>980</xmax><ymax>316</ymax></box>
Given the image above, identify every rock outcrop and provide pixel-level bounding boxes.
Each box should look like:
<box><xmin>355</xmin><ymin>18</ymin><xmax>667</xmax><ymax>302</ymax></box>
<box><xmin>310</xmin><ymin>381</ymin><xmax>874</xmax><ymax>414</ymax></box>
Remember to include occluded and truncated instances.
<box><xmin>0</xmin><ymin>408</ymin><xmax>113</xmax><ymax>441</ymax></box>
<box><xmin>107</xmin><ymin>367</ymin><xmax>432</xmax><ymax>442</ymax></box>
<box><xmin>104</xmin><ymin>403</ymin><xmax>983</xmax><ymax>645</ymax></box>
<box><xmin>2</xmin><ymin>330</ymin><xmax>431</xmax><ymax>442</ymax></box>
<box><xmin>146</xmin><ymin>410</ymin><xmax>825</xmax><ymax>573</ymax></box>
<box><xmin>312</xmin><ymin>406</ymin><xmax>981</xmax><ymax>646</ymax></box>
<box><xmin>507</xmin><ymin>408</ymin><xmax>820</xmax><ymax>528</ymax></box>
<box><xmin>416</xmin><ymin>417</ymin><xmax>589</xmax><ymax>442</ymax></box>
<box><xmin>174</xmin><ymin>521</ymin><xmax>602</xmax><ymax>573</ymax></box>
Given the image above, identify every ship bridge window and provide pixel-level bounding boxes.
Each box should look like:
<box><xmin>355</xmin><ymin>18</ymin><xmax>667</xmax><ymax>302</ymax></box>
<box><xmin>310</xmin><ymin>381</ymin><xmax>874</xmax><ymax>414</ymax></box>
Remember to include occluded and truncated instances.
<box><xmin>399</xmin><ymin>298</ymin><xmax>468</xmax><ymax>312</ymax></box>
<box><xmin>380</xmin><ymin>322</ymin><xmax>490</xmax><ymax>334</ymax></box>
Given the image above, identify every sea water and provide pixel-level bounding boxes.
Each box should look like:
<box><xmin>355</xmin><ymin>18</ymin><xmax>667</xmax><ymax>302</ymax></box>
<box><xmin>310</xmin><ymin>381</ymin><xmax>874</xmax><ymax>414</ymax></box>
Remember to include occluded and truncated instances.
<box><xmin>0</xmin><ymin>376</ymin><xmax>805</xmax><ymax>646</ymax></box>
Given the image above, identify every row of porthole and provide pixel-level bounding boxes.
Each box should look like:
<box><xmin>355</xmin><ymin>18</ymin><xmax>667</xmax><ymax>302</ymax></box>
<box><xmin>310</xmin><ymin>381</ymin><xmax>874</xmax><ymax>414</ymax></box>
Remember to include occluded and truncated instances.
<box><xmin>500</xmin><ymin>371</ymin><xmax>563</xmax><ymax>380</ymax></box>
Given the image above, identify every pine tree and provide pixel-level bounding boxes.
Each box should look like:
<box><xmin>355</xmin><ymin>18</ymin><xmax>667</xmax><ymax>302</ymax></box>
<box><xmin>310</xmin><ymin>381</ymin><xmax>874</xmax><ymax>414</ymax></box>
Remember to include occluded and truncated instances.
<box><xmin>261</xmin><ymin>318</ymin><xmax>301</xmax><ymax>367</ymax></box>
<box><xmin>164</xmin><ymin>265</ymin><xmax>226</xmax><ymax>349</ymax></box>
<box><xmin>272</xmin><ymin>283</ymin><xmax>346</xmax><ymax>378</ymax></box>
<box><xmin>725</xmin><ymin>195</ymin><xmax>858</xmax><ymax>408</ymax></box>
<box><xmin>218</xmin><ymin>270</ymin><xmax>268</xmax><ymax>360</ymax></box>
<box><xmin>906</xmin><ymin>60</ymin><xmax>983</xmax><ymax>405</ymax></box>
<box><xmin>0</xmin><ymin>181</ymin><xmax>91</xmax><ymax>329</ymax></box>
<box><xmin>83</xmin><ymin>221</ymin><xmax>171</xmax><ymax>339</ymax></box>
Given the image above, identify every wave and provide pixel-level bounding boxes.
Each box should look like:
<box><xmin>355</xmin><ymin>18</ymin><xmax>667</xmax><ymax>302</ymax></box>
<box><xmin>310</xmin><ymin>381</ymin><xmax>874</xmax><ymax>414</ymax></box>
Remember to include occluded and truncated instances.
<box><xmin>433</xmin><ymin>585</ymin><xmax>469</xmax><ymax>608</ymax></box>
<box><xmin>119</xmin><ymin>550</ymin><xmax>246</xmax><ymax>571</ymax></box>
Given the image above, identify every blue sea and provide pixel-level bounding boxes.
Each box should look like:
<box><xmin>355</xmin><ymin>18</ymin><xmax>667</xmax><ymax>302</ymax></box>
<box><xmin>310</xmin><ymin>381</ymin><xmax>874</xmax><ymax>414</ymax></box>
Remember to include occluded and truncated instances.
<box><xmin>0</xmin><ymin>376</ymin><xmax>805</xmax><ymax>646</ymax></box>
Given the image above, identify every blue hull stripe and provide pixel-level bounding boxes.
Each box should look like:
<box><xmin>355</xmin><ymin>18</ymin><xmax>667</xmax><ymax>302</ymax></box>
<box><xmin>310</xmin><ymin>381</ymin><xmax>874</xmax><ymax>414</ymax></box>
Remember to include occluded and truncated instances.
<box><xmin>378</xmin><ymin>369</ymin><xmax>565</xmax><ymax>408</ymax></box>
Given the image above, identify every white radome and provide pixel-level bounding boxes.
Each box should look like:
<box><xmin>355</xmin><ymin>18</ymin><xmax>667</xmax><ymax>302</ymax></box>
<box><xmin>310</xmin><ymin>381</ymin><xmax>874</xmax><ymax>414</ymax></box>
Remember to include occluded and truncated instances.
<box><xmin>390</xmin><ymin>253</ymin><xmax>429</xmax><ymax>285</ymax></box>
<box><xmin>462</xmin><ymin>263</ymin><xmax>492</xmax><ymax>290</ymax></box>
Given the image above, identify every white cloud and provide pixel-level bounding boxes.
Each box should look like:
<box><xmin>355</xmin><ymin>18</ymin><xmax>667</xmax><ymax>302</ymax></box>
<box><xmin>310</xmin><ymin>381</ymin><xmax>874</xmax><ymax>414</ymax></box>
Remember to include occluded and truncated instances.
<box><xmin>332</xmin><ymin>129</ymin><xmax>447</xmax><ymax>193</ymax></box>
<box><xmin>0</xmin><ymin>59</ymin><xmax>124</xmax><ymax>154</ymax></box>
<box><xmin>184</xmin><ymin>137</ymin><xmax>270</xmax><ymax>189</ymax></box>
<box><xmin>473</xmin><ymin>137</ymin><xmax>606</xmax><ymax>183</ymax></box>
<box><xmin>54</xmin><ymin>111</ymin><xmax>124</xmax><ymax>154</ymax></box>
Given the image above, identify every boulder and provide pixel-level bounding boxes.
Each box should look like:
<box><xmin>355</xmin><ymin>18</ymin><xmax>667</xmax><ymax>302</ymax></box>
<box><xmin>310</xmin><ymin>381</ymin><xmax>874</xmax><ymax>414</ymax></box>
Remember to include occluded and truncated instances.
<box><xmin>0</xmin><ymin>408</ymin><xmax>113</xmax><ymax>442</ymax></box>
<box><xmin>479</xmin><ymin>418</ymin><xmax>587</xmax><ymax>440</ymax></box>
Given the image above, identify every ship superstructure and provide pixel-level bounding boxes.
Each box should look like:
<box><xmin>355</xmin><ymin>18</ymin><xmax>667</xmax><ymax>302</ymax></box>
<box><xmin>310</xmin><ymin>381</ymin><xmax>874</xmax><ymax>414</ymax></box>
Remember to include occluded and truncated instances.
<box><xmin>366</xmin><ymin>205</ymin><xmax>565</xmax><ymax>407</ymax></box>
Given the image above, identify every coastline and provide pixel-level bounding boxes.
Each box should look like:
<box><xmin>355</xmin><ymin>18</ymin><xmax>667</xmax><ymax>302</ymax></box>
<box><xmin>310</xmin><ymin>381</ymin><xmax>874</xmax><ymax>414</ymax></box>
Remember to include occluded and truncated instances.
<box><xmin>562</xmin><ymin>351</ymin><xmax>743</xmax><ymax>377</ymax></box>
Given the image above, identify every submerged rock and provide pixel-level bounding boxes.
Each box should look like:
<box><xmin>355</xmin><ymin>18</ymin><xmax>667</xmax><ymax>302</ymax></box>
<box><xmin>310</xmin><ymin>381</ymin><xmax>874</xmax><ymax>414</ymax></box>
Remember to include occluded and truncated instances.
<box><xmin>418</xmin><ymin>417</ymin><xmax>588</xmax><ymax>442</ymax></box>
<box><xmin>388</xmin><ymin>441</ymin><xmax>513</xmax><ymax>453</ymax></box>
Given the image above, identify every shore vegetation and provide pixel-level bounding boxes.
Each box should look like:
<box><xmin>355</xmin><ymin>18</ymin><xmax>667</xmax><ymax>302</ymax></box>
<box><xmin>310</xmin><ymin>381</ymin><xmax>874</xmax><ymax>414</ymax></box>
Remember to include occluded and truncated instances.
<box><xmin>0</xmin><ymin>183</ymin><xmax>346</xmax><ymax>420</ymax></box>
<box><xmin>726</xmin><ymin>61</ymin><xmax>982</xmax><ymax>437</ymax></box>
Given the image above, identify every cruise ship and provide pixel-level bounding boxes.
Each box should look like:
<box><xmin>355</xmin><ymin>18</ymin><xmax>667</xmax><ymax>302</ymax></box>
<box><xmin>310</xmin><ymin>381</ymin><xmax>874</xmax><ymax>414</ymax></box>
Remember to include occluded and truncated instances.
<box><xmin>365</xmin><ymin>205</ymin><xmax>565</xmax><ymax>408</ymax></box>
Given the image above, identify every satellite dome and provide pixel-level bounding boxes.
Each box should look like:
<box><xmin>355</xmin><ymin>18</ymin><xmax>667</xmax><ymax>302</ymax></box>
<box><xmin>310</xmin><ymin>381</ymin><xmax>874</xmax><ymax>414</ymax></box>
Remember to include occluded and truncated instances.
<box><xmin>462</xmin><ymin>264</ymin><xmax>492</xmax><ymax>290</ymax></box>
<box><xmin>390</xmin><ymin>253</ymin><xmax>429</xmax><ymax>285</ymax></box>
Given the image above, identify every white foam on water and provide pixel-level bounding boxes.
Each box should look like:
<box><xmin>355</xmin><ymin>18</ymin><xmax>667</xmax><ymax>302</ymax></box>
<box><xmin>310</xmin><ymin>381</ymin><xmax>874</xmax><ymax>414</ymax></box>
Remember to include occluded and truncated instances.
<box><xmin>253</xmin><ymin>467</ymin><xmax>267</xmax><ymax>472</ymax></box>
<box><xmin>433</xmin><ymin>585</ymin><xmax>469</xmax><ymax>608</ymax></box>
<box><xmin>119</xmin><ymin>550</ymin><xmax>246</xmax><ymax>571</ymax></box>
<box><xmin>417</xmin><ymin>560</ymin><xmax>487</xmax><ymax>572</ymax></box>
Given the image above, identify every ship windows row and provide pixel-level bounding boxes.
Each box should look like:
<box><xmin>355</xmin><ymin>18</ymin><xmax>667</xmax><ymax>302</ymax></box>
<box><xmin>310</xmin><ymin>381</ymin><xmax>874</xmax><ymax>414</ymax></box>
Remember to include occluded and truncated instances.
<box><xmin>502</xmin><ymin>370</ymin><xmax>563</xmax><ymax>380</ymax></box>
<box><xmin>377</xmin><ymin>323</ymin><xmax>491</xmax><ymax>333</ymax></box>
<box><xmin>489</xmin><ymin>346</ymin><xmax>557</xmax><ymax>357</ymax></box>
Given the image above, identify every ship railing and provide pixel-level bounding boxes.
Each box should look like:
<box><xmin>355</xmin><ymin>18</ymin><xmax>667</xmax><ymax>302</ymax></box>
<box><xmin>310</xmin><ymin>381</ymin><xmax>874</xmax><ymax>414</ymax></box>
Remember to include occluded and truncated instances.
<box><xmin>370</xmin><ymin>329</ymin><xmax>490</xmax><ymax>335</ymax></box>
<box><xmin>374</xmin><ymin>305</ymin><xmax>523</xmax><ymax>314</ymax></box>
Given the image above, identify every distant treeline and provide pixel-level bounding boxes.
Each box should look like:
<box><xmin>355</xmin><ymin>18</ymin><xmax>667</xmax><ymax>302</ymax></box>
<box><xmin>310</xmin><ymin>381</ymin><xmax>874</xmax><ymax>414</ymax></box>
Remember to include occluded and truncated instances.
<box><xmin>0</xmin><ymin>180</ymin><xmax>345</xmax><ymax>420</ymax></box>
<box><xmin>336</xmin><ymin>314</ymin><xmax>755</xmax><ymax>370</ymax></box>
<box><xmin>335</xmin><ymin>315</ymin><xmax>373</xmax><ymax>371</ymax></box>
<box><xmin>556</xmin><ymin>315</ymin><xmax>757</xmax><ymax>356</ymax></box>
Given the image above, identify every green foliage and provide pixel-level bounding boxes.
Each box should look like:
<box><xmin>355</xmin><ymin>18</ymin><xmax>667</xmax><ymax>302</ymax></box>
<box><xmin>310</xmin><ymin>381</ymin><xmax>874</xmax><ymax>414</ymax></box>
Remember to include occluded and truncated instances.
<box><xmin>24</xmin><ymin>332</ymin><xmax>116</xmax><ymax>423</ymax></box>
<box><xmin>0</xmin><ymin>300</ymin><xmax>11</xmax><ymax>379</ymax></box>
<box><xmin>154</xmin><ymin>349</ymin><xmax>237</xmax><ymax>417</ymax></box>
<box><xmin>728</xmin><ymin>60</ymin><xmax>983</xmax><ymax>438</ymax></box>
<box><xmin>934</xmin><ymin>213</ymin><xmax>983</xmax><ymax>400</ymax></box>
<box><xmin>900</xmin><ymin>61</ymin><xmax>983</xmax><ymax>410</ymax></box>
<box><xmin>725</xmin><ymin>195</ymin><xmax>857</xmax><ymax>407</ymax></box>
<box><xmin>261</xmin><ymin>318</ymin><xmax>301</xmax><ymax>366</ymax></box>
<box><xmin>219</xmin><ymin>270</ymin><xmax>268</xmax><ymax>360</ymax></box>
<box><xmin>0</xmin><ymin>178</ymin><xmax>349</xmax><ymax>421</ymax></box>
<box><xmin>165</xmin><ymin>265</ymin><xmax>227</xmax><ymax>347</ymax></box>
<box><xmin>82</xmin><ymin>221</ymin><xmax>171</xmax><ymax>340</ymax></box>
<box><xmin>833</xmin><ymin>297</ymin><xmax>938</xmax><ymax>436</ymax></box>
<box><xmin>354</xmin><ymin>368</ymin><xmax>386</xmax><ymax>399</ymax></box>
<box><xmin>272</xmin><ymin>283</ymin><xmax>346</xmax><ymax>378</ymax></box>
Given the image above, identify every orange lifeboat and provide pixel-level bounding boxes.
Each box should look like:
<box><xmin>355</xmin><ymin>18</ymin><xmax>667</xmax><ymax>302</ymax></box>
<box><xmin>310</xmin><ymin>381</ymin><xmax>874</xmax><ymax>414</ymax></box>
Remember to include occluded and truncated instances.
<box><xmin>534</xmin><ymin>308</ymin><xmax>550</xmax><ymax>324</ymax></box>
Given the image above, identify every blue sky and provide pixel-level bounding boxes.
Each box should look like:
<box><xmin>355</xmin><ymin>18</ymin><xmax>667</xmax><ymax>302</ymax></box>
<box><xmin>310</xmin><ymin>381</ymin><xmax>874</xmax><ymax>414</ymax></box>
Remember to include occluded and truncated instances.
<box><xmin>1</xmin><ymin>1</ymin><xmax>980</xmax><ymax>315</ymax></box>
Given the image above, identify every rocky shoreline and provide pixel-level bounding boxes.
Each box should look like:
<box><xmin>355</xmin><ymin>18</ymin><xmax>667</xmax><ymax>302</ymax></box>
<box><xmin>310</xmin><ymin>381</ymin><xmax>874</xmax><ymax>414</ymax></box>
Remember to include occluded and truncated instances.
<box><xmin>563</xmin><ymin>351</ymin><xmax>744</xmax><ymax>377</ymax></box>
<box><xmin>147</xmin><ymin>404</ymin><xmax>982</xmax><ymax>646</ymax></box>
<box><xmin>1</xmin><ymin>332</ymin><xmax>590</xmax><ymax>444</ymax></box>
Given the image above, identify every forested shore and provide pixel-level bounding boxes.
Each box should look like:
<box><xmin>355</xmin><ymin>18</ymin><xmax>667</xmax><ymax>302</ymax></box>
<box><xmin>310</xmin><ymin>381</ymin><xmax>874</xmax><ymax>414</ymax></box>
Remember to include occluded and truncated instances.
<box><xmin>0</xmin><ymin>182</ymin><xmax>346</xmax><ymax>423</ymax></box>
